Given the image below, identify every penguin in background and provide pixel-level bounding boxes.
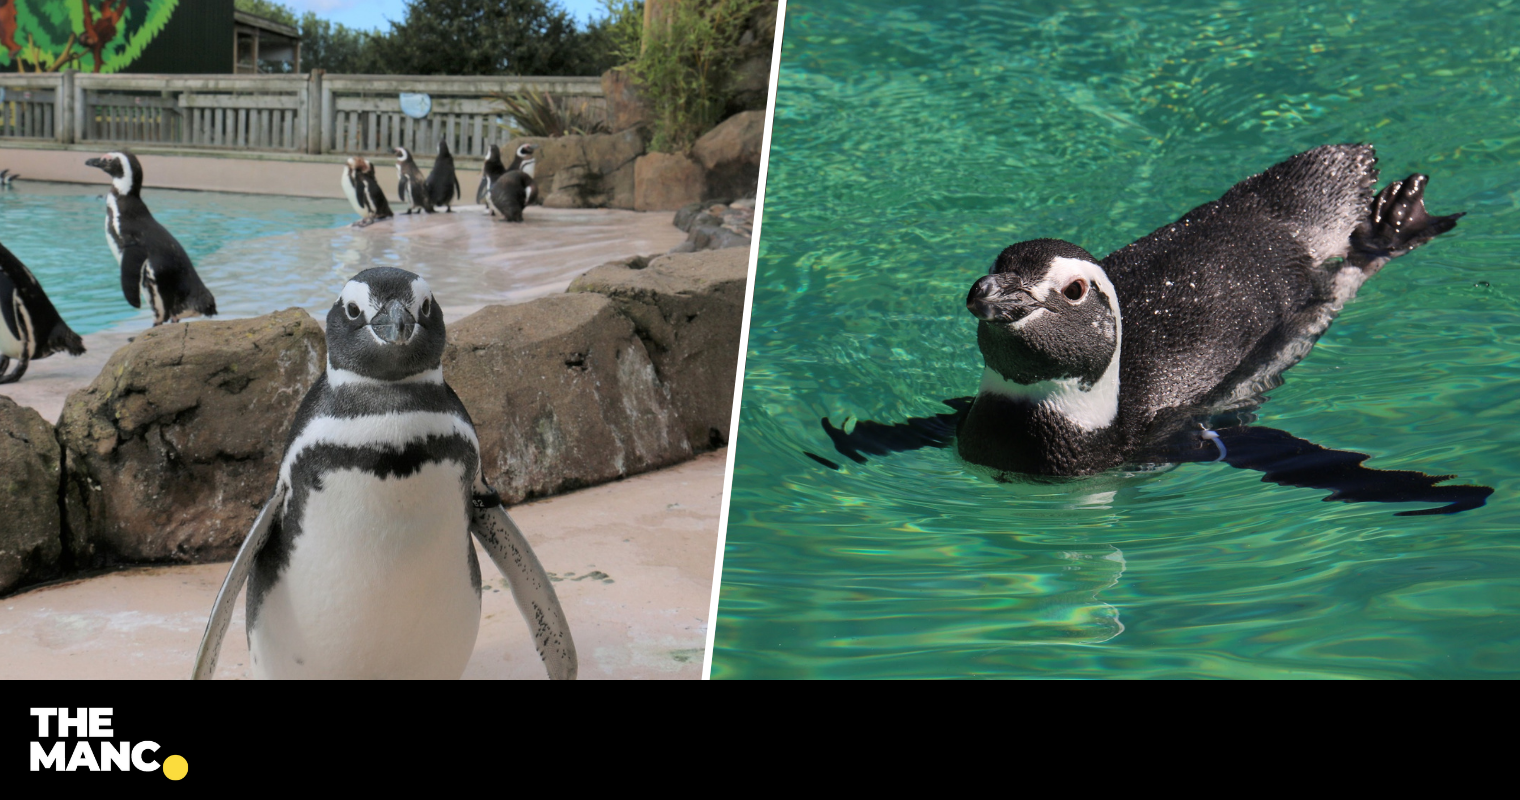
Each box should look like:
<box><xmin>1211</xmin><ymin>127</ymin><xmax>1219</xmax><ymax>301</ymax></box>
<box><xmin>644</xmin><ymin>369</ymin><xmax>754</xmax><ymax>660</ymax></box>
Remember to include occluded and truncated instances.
<box><xmin>425</xmin><ymin>140</ymin><xmax>461</xmax><ymax>212</ymax></box>
<box><xmin>0</xmin><ymin>169</ymin><xmax>18</xmax><ymax>187</ymax></box>
<box><xmin>341</xmin><ymin>156</ymin><xmax>394</xmax><ymax>228</ymax></box>
<box><xmin>810</xmin><ymin>144</ymin><xmax>1492</xmax><ymax>516</ymax></box>
<box><xmin>487</xmin><ymin>170</ymin><xmax>534</xmax><ymax>223</ymax></box>
<box><xmin>476</xmin><ymin>144</ymin><xmax>505</xmax><ymax>209</ymax></box>
<box><xmin>192</xmin><ymin>267</ymin><xmax>576</xmax><ymax>680</ymax></box>
<box><xmin>0</xmin><ymin>240</ymin><xmax>85</xmax><ymax>384</ymax></box>
<box><xmin>85</xmin><ymin>151</ymin><xmax>217</xmax><ymax>326</ymax></box>
<box><xmin>394</xmin><ymin>147</ymin><xmax>434</xmax><ymax>214</ymax></box>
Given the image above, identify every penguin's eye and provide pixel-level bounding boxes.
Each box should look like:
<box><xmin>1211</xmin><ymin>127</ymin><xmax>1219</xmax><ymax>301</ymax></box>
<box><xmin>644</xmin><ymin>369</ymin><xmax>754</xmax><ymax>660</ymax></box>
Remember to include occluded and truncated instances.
<box><xmin>420</xmin><ymin>297</ymin><xmax>432</xmax><ymax>317</ymax></box>
<box><xmin>1063</xmin><ymin>279</ymin><xmax>1088</xmax><ymax>302</ymax></box>
<box><xmin>345</xmin><ymin>302</ymin><xmax>361</xmax><ymax>320</ymax></box>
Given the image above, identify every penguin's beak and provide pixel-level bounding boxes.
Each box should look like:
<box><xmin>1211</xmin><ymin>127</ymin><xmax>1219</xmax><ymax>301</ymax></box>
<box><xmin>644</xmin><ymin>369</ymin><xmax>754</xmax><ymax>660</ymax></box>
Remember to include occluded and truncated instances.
<box><xmin>370</xmin><ymin>299</ymin><xmax>416</xmax><ymax>345</ymax></box>
<box><xmin>966</xmin><ymin>276</ymin><xmax>1039</xmax><ymax>323</ymax></box>
<box><xmin>85</xmin><ymin>157</ymin><xmax>107</xmax><ymax>170</ymax></box>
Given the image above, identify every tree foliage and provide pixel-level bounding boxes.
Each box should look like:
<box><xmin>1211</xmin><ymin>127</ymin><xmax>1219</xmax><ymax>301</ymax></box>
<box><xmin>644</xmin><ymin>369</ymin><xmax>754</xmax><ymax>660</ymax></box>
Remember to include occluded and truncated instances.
<box><xmin>630</xmin><ymin>0</ymin><xmax>766</xmax><ymax>151</ymax></box>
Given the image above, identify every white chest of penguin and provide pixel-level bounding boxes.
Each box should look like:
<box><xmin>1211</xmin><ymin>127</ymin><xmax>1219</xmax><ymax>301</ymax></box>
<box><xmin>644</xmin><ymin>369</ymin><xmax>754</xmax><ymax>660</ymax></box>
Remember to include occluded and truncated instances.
<box><xmin>250</xmin><ymin>452</ymin><xmax>481</xmax><ymax>680</ymax></box>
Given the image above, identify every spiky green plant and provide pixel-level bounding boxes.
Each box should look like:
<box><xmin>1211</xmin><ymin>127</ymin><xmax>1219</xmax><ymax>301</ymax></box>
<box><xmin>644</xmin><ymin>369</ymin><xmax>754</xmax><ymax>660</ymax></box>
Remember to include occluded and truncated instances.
<box><xmin>628</xmin><ymin>0</ymin><xmax>764</xmax><ymax>152</ymax></box>
<box><xmin>492</xmin><ymin>89</ymin><xmax>611</xmax><ymax>138</ymax></box>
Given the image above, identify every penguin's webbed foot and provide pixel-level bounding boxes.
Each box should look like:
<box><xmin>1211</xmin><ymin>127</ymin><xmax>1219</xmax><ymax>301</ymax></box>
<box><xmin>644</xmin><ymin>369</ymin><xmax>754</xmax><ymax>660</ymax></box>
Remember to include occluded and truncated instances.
<box><xmin>1350</xmin><ymin>174</ymin><xmax>1464</xmax><ymax>271</ymax></box>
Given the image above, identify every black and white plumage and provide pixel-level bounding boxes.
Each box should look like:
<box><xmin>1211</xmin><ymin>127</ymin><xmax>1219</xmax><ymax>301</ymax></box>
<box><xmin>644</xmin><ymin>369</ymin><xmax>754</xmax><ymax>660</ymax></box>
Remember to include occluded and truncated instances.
<box><xmin>85</xmin><ymin>151</ymin><xmax>217</xmax><ymax>326</ymax></box>
<box><xmin>394</xmin><ymin>147</ymin><xmax>435</xmax><ymax>214</ymax></box>
<box><xmin>486</xmin><ymin>170</ymin><xmax>535</xmax><ymax>223</ymax></box>
<box><xmin>476</xmin><ymin>144</ymin><xmax>506</xmax><ymax>208</ymax></box>
<box><xmin>812</xmin><ymin>145</ymin><xmax>1492</xmax><ymax>515</ymax></box>
<box><xmin>425</xmin><ymin>140</ymin><xmax>461</xmax><ymax>212</ymax></box>
<box><xmin>192</xmin><ymin>267</ymin><xmax>576</xmax><ymax>679</ymax></box>
<box><xmin>341</xmin><ymin>156</ymin><xmax>394</xmax><ymax>228</ymax></box>
<box><xmin>0</xmin><ymin>240</ymin><xmax>85</xmax><ymax>384</ymax></box>
<box><xmin>0</xmin><ymin>169</ymin><xmax>17</xmax><ymax>187</ymax></box>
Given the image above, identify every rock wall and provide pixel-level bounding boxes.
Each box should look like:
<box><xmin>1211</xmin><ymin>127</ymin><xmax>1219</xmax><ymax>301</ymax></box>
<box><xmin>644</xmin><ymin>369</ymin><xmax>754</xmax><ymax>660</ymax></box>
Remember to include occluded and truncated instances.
<box><xmin>55</xmin><ymin>310</ymin><xmax>326</xmax><ymax>567</ymax></box>
<box><xmin>0</xmin><ymin>397</ymin><xmax>63</xmax><ymax>595</ymax></box>
<box><xmin>569</xmin><ymin>248</ymin><xmax>749</xmax><ymax>449</ymax></box>
<box><xmin>0</xmin><ymin>249</ymin><xmax>746</xmax><ymax>595</ymax></box>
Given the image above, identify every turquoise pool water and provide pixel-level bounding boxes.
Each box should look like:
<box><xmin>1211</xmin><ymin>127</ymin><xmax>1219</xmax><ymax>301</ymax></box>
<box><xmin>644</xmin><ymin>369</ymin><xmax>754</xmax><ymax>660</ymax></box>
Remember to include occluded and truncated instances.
<box><xmin>0</xmin><ymin>181</ymin><xmax>354</xmax><ymax>335</ymax></box>
<box><xmin>714</xmin><ymin>0</ymin><xmax>1520</xmax><ymax>678</ymax></box>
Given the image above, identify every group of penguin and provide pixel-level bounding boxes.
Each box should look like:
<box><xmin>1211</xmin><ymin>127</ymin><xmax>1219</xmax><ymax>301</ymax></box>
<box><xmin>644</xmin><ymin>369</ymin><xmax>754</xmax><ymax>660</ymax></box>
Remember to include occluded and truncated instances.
<box><xmin>0</xmin><ymin>148</ymin><xmax>577</xmax><ymax>680</ymax></box>
<box><xmin>0</xmin><ymin>151</ymin><xmax>215</xmax><ymax>383</ymax></box>
<box><xmin>342</xmin><ymin>140</ymin><xmax>539</xmax><ymax>227</ymax></box>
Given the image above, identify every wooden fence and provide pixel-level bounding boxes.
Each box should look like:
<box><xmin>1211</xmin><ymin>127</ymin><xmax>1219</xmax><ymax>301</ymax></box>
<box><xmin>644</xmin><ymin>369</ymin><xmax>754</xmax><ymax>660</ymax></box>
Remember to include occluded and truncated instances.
<box><xmin>0</xmin><ymin>71</ymin><xmax>604</xmax><ymax>157</ymax></box>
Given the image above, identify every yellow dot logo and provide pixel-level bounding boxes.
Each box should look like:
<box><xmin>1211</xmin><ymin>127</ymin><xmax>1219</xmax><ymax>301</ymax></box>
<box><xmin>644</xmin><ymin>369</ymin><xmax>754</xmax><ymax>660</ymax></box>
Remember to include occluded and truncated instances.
<box><xmin>163</xmin><ymin>755</ymin><xmax>188</xmax><ymax>781</ymax></box>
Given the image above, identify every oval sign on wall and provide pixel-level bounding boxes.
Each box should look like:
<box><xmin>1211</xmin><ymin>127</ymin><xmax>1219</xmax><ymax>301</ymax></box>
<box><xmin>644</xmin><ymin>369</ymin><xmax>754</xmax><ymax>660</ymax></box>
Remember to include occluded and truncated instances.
<box><xmin>399</xmin><ymin>93</ymin><xmax>432</xmax><ymax>119</ymax></box>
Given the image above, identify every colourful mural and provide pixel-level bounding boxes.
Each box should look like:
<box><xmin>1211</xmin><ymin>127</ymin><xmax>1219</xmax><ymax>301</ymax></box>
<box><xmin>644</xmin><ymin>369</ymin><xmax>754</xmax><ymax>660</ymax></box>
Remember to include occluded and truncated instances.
<box><xmin>1</xmin><ymin>0</ymin><xmax>181</xmax><ymax>73</ymax></box>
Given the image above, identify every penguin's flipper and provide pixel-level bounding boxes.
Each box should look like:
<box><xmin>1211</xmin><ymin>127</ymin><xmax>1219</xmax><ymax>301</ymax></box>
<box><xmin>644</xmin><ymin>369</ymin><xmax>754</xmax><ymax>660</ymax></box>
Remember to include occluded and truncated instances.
<box><xmin>1159</xmin><ymin>425</ymin><xmax>1493</xmax><ymax>516</ymax></box>
<box><xmin>1350</xmin><ymin>173</ymin><xmax>1465</xmax><ymax>272</ymax></box>
<box><xmin>192</xmin><ymin>487</ymin><xmax>284</xmax><ymax>679</ymax></box>
<box><xmin>806</xmin><ymin>398</ymin><xmax>972</xmax><ymax>468</ymax></box>
<box><xmin>119</xmin><ymin>248</ymin><xmax>146</xmax><ymax>308</ymax></box>
<box><xmin>452</xmin><ymin>174</ymin><xmax>461</xmax><ymax>201</ymax></box>
<box><xmin>469</xmin><ymin>499</ymin><xmax>577</xmax><ymax>680</ymax></box>
<box><xmin>0</xmin><ymin>354</ymin><xmax>22</xmax><ymax>384</ymax></box>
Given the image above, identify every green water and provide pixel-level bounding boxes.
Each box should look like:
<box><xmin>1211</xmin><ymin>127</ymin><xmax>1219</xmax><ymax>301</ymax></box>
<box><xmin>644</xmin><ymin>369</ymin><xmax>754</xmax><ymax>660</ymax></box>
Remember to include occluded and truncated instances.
<box><xmin>714</xmin><ymin>0</ymin><xmax>1520</xmax><ymax>678</ymax></box>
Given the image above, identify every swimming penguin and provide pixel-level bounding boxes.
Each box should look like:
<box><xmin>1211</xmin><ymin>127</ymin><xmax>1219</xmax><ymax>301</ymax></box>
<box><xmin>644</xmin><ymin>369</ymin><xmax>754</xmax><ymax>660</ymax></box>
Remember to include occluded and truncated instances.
<box><xmin>811</xmin><ymin>145</ymin><xmax>1492</xmax><ymax>515</ymax></box>
<box><xmin>341</xmin><ymin>156</ymin><xmax>394</xmax><ymax>228</ymax></box>
<box><xmin>486</xmin><ymin>170</ymin><xmax>534</xmax><ymax>223</ymax></box>
<box><xmin>476</xmin><ymin>144</ymin><xmax>506</xmax><ymax>209</ymax></box>
<box><xmin>425</xmin><ymin>140</ymin><xmax>461</xmax><ymax>212</ymax></box>
<box><xmin>85</xmin><ymin>151</ymin><xmax>217</xmax><ymax>326</ymax></box>
<box><xmin>192</xmin><ymin>267</ymin><xmax>576</xmax><ymax>680</ymax></box>
<box><xmin>0</xmin><ymin>240</ymin><xmax>85</xmax><ymax>384</ymax></box>
<box><xmin>0</xmin><ymin>169</ymin><xmax>17</xmax><ymax>187</ymax></box>
<box><xmin>394</xmin><ymin>147</ymin><xmax>434</xmax><ymax>214</ymax></box>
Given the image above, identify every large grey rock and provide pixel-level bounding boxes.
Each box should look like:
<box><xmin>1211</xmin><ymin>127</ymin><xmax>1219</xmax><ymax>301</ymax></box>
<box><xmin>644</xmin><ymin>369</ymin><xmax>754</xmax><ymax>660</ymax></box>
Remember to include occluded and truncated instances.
<box><xmin>568</xmin><ymin>248</ymin><xmax>748</xmax><ymax>449</ymax></box>
<box><xmin>442</xmin><ymin>293</ymin><xmax>691</xmax><ymax>505</ymax></box>
<box><xmin>692</xmin><ymin>110</ymin><xmax>765</xmax><ymax>203</ymax></box>
<box><xmin>670</xmin><ymin>201</ymin><xmax>754</xmax><ymax>253</ymax></box>
<box><xmin>0</xmin><ymin>397</ymin><xmax>62</xmax><ymax>595</ymax></box>
<box><xmin>56</xmin><ymin>310</ymin><xmax>326</xmax><ymax>566</ymax></box>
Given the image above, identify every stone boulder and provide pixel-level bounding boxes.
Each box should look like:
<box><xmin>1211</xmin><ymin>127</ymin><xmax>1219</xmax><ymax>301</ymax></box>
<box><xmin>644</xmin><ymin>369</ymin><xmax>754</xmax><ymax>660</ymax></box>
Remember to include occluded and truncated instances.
<box><xmin>56</xmin><ymin>310</ymin><xmax>326</xmax><ymax>566</ymax></box>
<box><xmin>634</xmin><ymin>152</ymin><xmax>705</xmax><ymax>211</ymax></box>
<box><xmin>670</xmin><ymin>200</ymin><xmax>754</xmax><ymax>253</ymax></box>
<box><xmin>568</xmin><ymin>248</ymin><xmax>748</xmax><ymax>449</ymax></box>
<box><xmin>443</xmin><ymin>293</ymin><xmax>691</xmax><ymax>505</ymax></box>
<box><xmin>0</xmin><ymin>397</ymin><xmax>63</xmax><ymax>595</ymax></box>
<box><xmin>504</xmin><ymin>130</ymin><xmax>645</xmax><ymax>209</ymax></box>
<box><xmin>692</xmin><ymin>110</ymin><xmax>765</xmax><ymax>203</ymax></box>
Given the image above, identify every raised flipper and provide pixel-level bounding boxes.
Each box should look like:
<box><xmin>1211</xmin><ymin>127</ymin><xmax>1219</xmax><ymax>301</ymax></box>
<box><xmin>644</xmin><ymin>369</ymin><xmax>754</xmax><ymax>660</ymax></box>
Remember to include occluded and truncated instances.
<box><xmin>805</xmin><ymin>398</ymin><xmax>972</xmax><ymax>468</ymax></box>
<box><xmin>1349</xmin><ymin>173</ymin><xmax>1464</xmax><ymax>272</ymax></box>
<box><xmin>1157</xmin><ymin>425</ymin><xmax>1492</xmax><ymax>516</ymax></box>
<box><xmin>469</xmin><ymin>490</ymin><xmax>577</xmax><ymax>680</ymax></box>
<box><xmin>193</xmin><ymin>487</ymin><xmax>284</xmax><ymax>679</ymax></box>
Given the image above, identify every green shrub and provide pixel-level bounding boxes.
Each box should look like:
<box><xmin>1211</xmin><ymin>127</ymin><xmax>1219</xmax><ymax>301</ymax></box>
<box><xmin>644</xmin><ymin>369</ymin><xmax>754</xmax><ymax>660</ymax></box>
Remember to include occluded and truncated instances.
<box><xmin>629</xmin><ymin>0</ymin><xmax>764</xmax><ymax>152</ymax></box>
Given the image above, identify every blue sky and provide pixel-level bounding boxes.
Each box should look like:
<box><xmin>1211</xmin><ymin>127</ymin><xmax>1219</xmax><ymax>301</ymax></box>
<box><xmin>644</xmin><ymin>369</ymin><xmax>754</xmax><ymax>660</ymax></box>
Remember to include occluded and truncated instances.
<box><xmin>278</xmin><ymin>0</ymin><xmax>611</xmax><ymax>29</ymax></box>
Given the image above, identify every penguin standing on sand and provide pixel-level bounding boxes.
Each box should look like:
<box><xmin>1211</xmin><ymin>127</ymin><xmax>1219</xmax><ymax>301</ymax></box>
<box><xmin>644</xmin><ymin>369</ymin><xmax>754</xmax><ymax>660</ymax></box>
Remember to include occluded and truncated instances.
<box><xmin>193</xmin><ymin>267</ymin><xmax>576</xmax><ymax>680</ymax></box>
<box><xmin>425</xmin><ymin>140</ymin><xmax>461</xmax><ymax>212</ymax></box>
<box><xmin>476</xmin><ymin>144</ymin><xmax>505</xmax><ymax>209</ymax></box>
<box><xmin>341</xmin><ymin>156</ymin><xmax>394</xmax><ymax>228</ymax></box>
<box><xmin>394</xmin><ymin>147</ymin><xmax>434</xmax><ymax>214</ymax></box>
<box><xmin>86</xmin><ymin>151</ymin><xmax>217</xmax><ymax>326</ymax></box>
<box><xmin>814</xmin><ymin>145</ymin><xmax>1492</xmax><ymax>515</ymax></box>
<box><xmin>0</xmin><ymin>241</ymin><xmax>85</xmax><ymax>384</ymax></box>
